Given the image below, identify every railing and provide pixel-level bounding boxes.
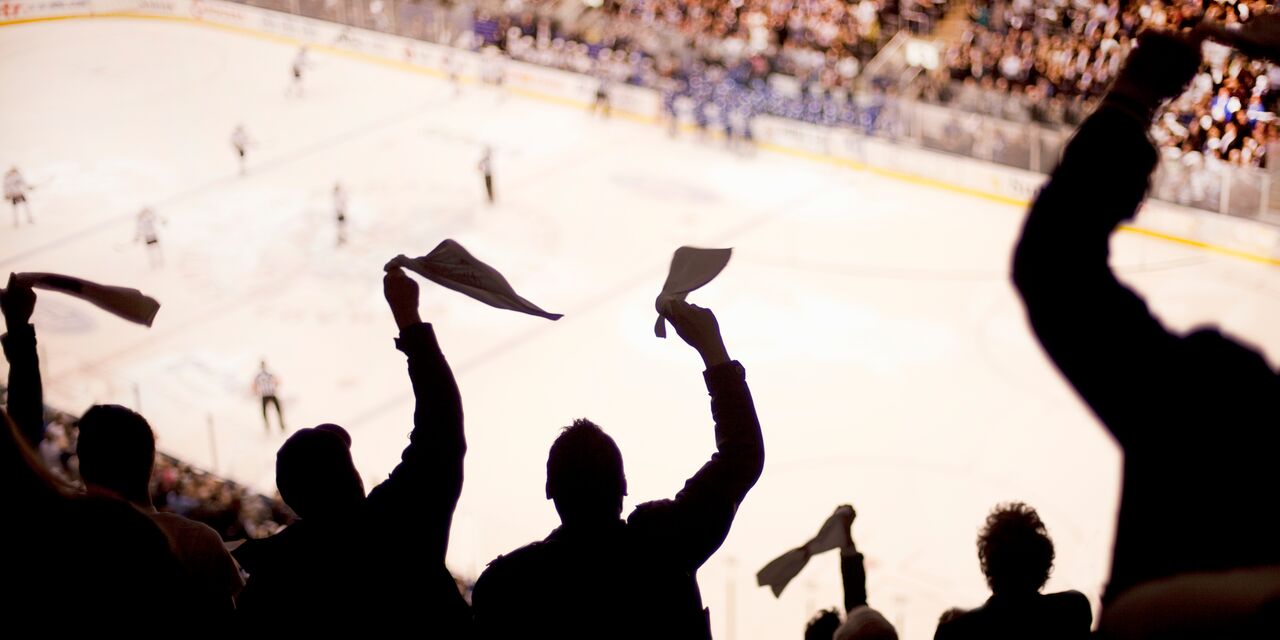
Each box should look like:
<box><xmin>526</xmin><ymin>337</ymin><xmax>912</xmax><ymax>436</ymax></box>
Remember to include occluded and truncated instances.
<box><xmin>892</xmin><ymin>96</ymin><xmax>1273</xmax><ymax>221</ymax></box>
<box><xmin>221</xmin><ymin>0</ymin><xmax>1274</xmax><ymax>221</ymax></box>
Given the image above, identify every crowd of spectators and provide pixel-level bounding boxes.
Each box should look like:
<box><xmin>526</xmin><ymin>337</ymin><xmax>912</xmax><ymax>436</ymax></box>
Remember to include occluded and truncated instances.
<box><xmin>932</xmin><ymin>0</ymin><xmax>1278</xmax><ymax>167</ymax></box>
<box><xmin>6</xmin><ymin>23</ymin><xmax>1280</xmax><ymax>636</ymax></box>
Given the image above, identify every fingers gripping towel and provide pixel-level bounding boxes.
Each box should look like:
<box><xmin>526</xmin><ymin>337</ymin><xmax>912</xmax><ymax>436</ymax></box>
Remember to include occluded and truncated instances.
<box><xmin>14</xmin><ymin>273</ymin><xmax>161</xmax><ymax>327</ymax></box>
<box><xmin>756</xmin><ymin>508</ymin><xmax>851</xmax><ymax>597</ymax></box>
<box><xmin>654</xmin><ymin>247</ymin><xmax>732</xmax><ymax>338</ymax></box>
<box><xmin>390</xmin><ymin>240</ymin><xmax>562</xmax><ymax>320</ymax></box>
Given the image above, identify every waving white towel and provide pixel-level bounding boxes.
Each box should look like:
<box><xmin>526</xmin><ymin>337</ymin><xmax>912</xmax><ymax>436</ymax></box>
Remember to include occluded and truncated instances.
<box><xmin>14</xmin><ymin>273</ymin><xmax>161</xmax><ymax>327</ymax></box>
<box><xmin>389</xmin><ymin>240</ymin><xmax>562</xmax><ymax>320</ymax></box>
<box><xmin>654</xmin><ymin>246</ymin><xmax>732</xmax><ymax>338</ymax></box>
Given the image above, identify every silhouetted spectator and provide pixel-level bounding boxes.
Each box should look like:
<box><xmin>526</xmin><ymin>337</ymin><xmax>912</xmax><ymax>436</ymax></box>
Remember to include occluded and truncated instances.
<box><xmin>233</xmin><ymin>264</ymin><xmax>471</xmax><ymax>635</ymax></box>
<box><xmin>1</xmin><ymin>405</ymin><xmax>196</xmax><ymax>624</ymax></box>
<box><xmin>798</xmin><ymin>505</ymin><xmax>898</xmax><ymax>640</ymax></box>
<box><xmin>4</xmin><ymin>274</ymin><xmax>244</xmax><ymax>620</ymax></box>
<box><xmin>471</xmin><ymin>300</ymin><xmax>765</xmax><ymax>640</ymax></box>
<box><xmin>78</xmin><ymin>405</ymin><xmax>245</xmax><ymax>619</ymax></box>
<box><xmin>2</xmin><ymin>273</ymin><xmax>44</xmax><ymax>448</ymax></box>
<box><xmin>934</xmin><ymin>503</ymin><xmax>1090</xmax><ymax>640</ymax></box>
<box><xmin>1013</xmin><ymin>27</ymin><xmax>1280</xmax><ymax>626</ymax></box>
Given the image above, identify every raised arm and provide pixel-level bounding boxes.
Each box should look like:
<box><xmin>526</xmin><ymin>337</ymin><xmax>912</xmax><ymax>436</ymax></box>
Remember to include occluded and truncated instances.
<box><xmin>2</xmin><ymin>274</ymin><xmax>43</xmax><ymax>448</ymax></box>
<box><xmin>1010</xmin><ymin>31</ymin><xmax>1204</xmax><ymax>446</ymax></box>
<box><xmin>628</xmin><ymin>301</ymin><xmax>765</xmax><ymax>569</ymax></box>
<box><xmin>366</xmin><ymin>265</ymin><xmax>465</xmax><ymax>562</ymax></box>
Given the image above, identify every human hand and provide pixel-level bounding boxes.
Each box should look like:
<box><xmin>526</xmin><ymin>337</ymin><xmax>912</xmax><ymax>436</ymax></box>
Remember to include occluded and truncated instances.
<box><xmin>660</xmin><ymin>300</ymin><xmax>729</xmax><ymax>367</ymax></box>
<box><xmin>383</xmin><ymin>261</ymin><xmax>421</xmax><ymax>330</ymax></box>
<box><xmin>1110</xmin><ymin>30</ymin><xmax>1204</xmax><ymax>108</ymax></box>
<box><xmin>0</xmin><ymin>273</ymin><xmax>36</xmax><ymax>330</ymax></box>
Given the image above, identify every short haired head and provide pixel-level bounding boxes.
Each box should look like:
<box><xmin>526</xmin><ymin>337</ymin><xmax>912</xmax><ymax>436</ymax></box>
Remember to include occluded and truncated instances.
<box><xmin>545</xmin><ymin>419</ymin><xmax>626</xmax><ymax>524</ymax></box>
<box><xmin>977</xmin><ymin>502</ymin><xmax>1055</xmax><ymax>595</ymax></box>
<box><xmin>276</xmin><ymin>423</ymin><xmax>364</xmax><ymax>520</ymax></box>
<box><xmin>805</xmin><ymin>609</ymin><xmax>841</xmax><ymax>640</ymax></box>
<box><xmin>76</xmin><ymin>405</ymin><xmax>156</xmax><ymax>504</ymax></box>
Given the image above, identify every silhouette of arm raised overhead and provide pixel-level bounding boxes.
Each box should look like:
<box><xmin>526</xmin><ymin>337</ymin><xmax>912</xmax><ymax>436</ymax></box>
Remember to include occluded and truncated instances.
<box><xmin>1</xmin><ymin>274</ymin><xmax>43</xmax><ymax>448</ymax></box>
<box><xmin>1011</xmin><ymin>31</ymin><xmax>1208</xmax><ymax>447</ymax></box>
<box><xmin>841</xmin><ymin>549</ymin><xmax>868</xmax><ymax>613</ymax></box>
<box><xmin>366</xmin><ymin>265</ymin><xmax>465</xmax><ymax>561</ymax></box>
<box><xmin>630</xmin><ymin>301</ymin><xmax>765</xmax><ymax>569</ymax></box>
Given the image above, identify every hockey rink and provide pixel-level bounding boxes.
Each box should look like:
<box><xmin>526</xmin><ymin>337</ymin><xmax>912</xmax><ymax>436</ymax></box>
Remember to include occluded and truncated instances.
<box><xmin>6</xmin><ymin>17</ymin><xmax>1280</xmax><ymax>638</ymax></box>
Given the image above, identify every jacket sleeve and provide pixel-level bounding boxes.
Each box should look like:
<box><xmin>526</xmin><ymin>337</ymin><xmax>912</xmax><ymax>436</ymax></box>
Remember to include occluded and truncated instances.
<box><xmin>627</xmin><ymin>360</ymin><xmax>764</xmax><ymax>570</ymax></box>
<box><xmin>1011</xmin><ymin>102</ymin><xmax>1190</xmax><ymax>448</ymax></box>
<box><xmin>2</xmin><ymin>323</ymin><xmax>44</xmax><ymax>448</ymax></box>
<box><xmin>366</xmin><ymin>322</ymin><xmax>465</xmax><ymax>562</ymax></box>
<box><xmin>841</xmin><ymin>549</ymin><xmax>868</xmax><ymax>612</ymax></box>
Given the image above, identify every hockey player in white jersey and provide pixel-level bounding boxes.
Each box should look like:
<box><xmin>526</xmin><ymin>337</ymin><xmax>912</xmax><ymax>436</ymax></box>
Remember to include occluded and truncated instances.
<box><xmin>444</xmin><ymin>52</ymin><xmax>463</xmax><ymax>97</ymax></box>
<box><xmin>5</xmin><ymin>167</ymin><xmax>34</xmax><ymax>227</ymax></box>
<box><xmin>231</xmin><ymin>124</ymin><xmax>252</xmax><ymax>176</ymax></box>
<box><xmin>481</xmin><ymin>46</ymin><xmax>506</xmax><ymax>100</ymax></box>
<box><xmin>478</xmin><ymin>146</ymin><xmax>494</xmax><ymax>205</ymax></box>
<box><xmin>134</xmin><ymin>207</ymin><xmax>163</xmax><ymax>268</ymax></box>
<box><xmin>333</xmin><ymin>182</ymin><xmax>348</xmax><ymax>246</ymax></box>
<box><xmin>287</xmin><ymin>46</ymin><xmax>310</xmax><ymax>97</ymax></box>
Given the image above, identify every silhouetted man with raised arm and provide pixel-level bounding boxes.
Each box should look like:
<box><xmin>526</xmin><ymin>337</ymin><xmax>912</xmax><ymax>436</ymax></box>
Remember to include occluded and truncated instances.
<box><xmin>1</xmin><ymin>274</ymin><xmax>43</xmax><ymax>448</ymax></box>
<box><xmin>3</xmin><ymin>277</ymin><xmax>207</xmax><ymax>624</ymax></box>
<box><xmin>802</xmin><ymin>505</ymin><xmax>898</xmax><ymax>640</ymax></box>
<box><xmin>471</xmin><ymin>300</ymin><xmax>765</xmax><ymax>640</ymax></box>
<box><xmin>1012</xmin><ymin>28</ymin><xmax>1280</xmax><ymax>616</ymax></box>
<box><xmin>233</xmin><ymin>265</ymin><xmax>471</xmax><ymax>634</ymax></box>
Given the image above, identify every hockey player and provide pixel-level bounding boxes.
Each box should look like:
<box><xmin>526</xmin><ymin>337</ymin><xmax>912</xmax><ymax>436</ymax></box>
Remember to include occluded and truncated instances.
<box><xmin>135</xmin><ymin>207</ymin><xmax>163</xmax><ymax>268</ymax></box>
<box><xmin>444</xmin><ymin>52</ymin><xmax>462</xmax><ymax>97</ymax></box>
<box><xmin>5</xmin><ymin>167</ymin><xmax>33</xmax><ymax>227</ymax></box>
<box><xmin>478</xmin><ymin>146</ymin><xmax>494</xmax><ymax>205</ymax></box>
<box><xmin>231</xmin><ymin>124</ymin><xmax>252</xmax><ymax>176</ymax></box>
<box><xmin>287</xmin><ymin>46</ymin><xmax>310</xmax><ymax>98</ymax></box>
<box><xmin>333</xmin><ymin>182</ymin><xmax>348</xmax><ymax>246</ymax></box>
<box><xmin>591</xmin><ymin>74</ymin><xmax>612</xmax><ymax>118</ymax></box>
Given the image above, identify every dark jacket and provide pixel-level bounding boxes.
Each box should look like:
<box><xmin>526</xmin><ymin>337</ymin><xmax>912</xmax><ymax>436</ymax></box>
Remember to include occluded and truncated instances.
<box><xmin>470</xmin><ymin>360</ymin><xmax>765</xmax><ymax>640</ymax></box>
<box><xmin>934</xmin><ymin>591</ymin><xmax>1091</xmax><ymax>640</ymax></box>
<box><xmin>1012</xmin><ymin>101</ymin><xmax>1280</xmax><ymax>605</ymax></box>
<box><xmin>234</xmin><ymin>322</ymin><xmax>471</xmax><ymax>635</ymax></box>
<box><xmin>2</xmin><ymin>322</ymin><xmax>44</xmax><ymax>448</ymax></box>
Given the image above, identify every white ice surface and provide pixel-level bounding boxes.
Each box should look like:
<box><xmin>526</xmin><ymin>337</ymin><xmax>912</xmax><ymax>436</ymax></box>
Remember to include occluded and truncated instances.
<box><xmin>5</xmin><ymin>17</ymin><xmax>1280</xmax><ymax>639</ymax></box>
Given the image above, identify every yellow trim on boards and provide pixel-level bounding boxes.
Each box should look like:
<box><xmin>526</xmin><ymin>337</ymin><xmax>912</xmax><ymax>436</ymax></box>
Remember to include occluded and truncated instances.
<box><xmin>4</xmin><ymin>11</ymin><xmax>1280</xmax><ymax>267</ymax></box>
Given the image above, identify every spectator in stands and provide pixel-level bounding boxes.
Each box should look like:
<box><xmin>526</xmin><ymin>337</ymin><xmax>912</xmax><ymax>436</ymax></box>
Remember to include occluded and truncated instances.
<box><xmin>233</xmin><ymin>264</ymin><xmax>471</xmax><ymax>635</ymax></box>
<box><xmin>2</xmin><ymin>405</ymin><xmax>200</xmax><ymax>623</ymax></box>
<box><xmin>800</xmin><ymin>505</ymin><xmax>899</xmax><ymax>640</ymax></box>
<box><xmin>2</xmin><ymin>282</ymin><xmax>197</xmax><ymax>623</ymax></box>
<box><xmin>4</xmin><ymin>274</ymin><xmax>245</xmax><ymax>619</ymax></box>
<box><xmin>1013</xmin><ymin>27</ymin><xmax>1280</xmax><ymax>634</ymax></box>
<box><xmin>935</xmin><ymin>0</ymin><xmax>1275</xmax><ymax>167</ymax></box>
<box><xmin>77</xmin><ymin>404</ymin><xmax>245</xmax><ymax>617</ymax></box>
<box><xmin>471</xmin><ymin>300</ymin><xmax>764</xmax><ymax>639</ymax></box>
<box><xmin>933</xmin><ymin>503</ymin><xmax>1090</xmax><ymax>639</ymax></box>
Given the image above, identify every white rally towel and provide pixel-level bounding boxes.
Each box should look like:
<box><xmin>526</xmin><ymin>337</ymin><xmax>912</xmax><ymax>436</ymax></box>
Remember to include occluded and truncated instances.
<box><xmin>14</xmin><ymin>273</ymin><xmax>161</xmax><ymax>327</ymax></box>
<box><xmin>389</xmin><ymin>240</ymin><xmax>562</xmax><ymax>320</ymax></box>
<box><xmin>756</xmin><ymin>505</ymin><xmax>853</xmax><ymax>597</ymax></box>
<box><xmin>653</xmin><ymin>246</ymin><xmax>732</xmax><ymax>338</ymax></box>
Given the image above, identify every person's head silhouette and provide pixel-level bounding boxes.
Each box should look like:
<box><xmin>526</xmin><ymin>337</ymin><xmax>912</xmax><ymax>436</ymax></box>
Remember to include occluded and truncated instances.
<box><xmin>545</xmin><ymin>419</ymin><xmax>627</xmax><ymax>526</ymax></box>
<box><xmin>978</xmin><ymin>502</ymin><xmax>1055</xmax><ymax>596</ymax></box>
<box><xmin>77</xmin><ymin>404</ymin><xmax>156</xmax><ymax>505</ymax></box>
<box><xmin>275</xmin><ymin>423</ymin><xmax>364</xmax><ymax>521</ymax></box>
<box><xmin>804</xmin><ymin>609</ymin><xmax>841</xmax><ymax>640</ymax></box>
